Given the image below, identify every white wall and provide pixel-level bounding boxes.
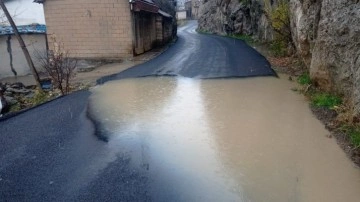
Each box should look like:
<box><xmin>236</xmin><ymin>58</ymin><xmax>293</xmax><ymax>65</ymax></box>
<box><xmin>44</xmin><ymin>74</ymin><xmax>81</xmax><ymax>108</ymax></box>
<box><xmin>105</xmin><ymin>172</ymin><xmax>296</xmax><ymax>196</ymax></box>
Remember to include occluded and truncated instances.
<box><xmin>176</xmin><ymin>11</ymin><xmax>187</xmax><ymax>20</ymax></box>
<box><xmin>0</xmin><ymin>34</ymin><xmax>46</xmax><ymax>79</ymax></box>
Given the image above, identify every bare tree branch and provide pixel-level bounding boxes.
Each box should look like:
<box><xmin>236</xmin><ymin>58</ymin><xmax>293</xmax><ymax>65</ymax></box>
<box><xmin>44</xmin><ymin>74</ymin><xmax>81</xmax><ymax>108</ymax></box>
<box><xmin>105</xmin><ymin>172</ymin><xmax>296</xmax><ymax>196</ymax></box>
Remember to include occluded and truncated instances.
<box><xmin>35</xmin><ymin>37</ymin><xmax>77</xmax><ymax>95</ymax></box>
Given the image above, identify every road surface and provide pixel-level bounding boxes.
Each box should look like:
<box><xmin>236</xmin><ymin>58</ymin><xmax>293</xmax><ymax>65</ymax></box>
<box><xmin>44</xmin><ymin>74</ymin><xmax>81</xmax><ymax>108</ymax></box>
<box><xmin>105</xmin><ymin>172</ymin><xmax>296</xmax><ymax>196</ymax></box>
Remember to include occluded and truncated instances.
<box><xmin>98</xmin><ymin>21</ymin><xmax>275</xmax><ymax>83</ymax></box>
<box><xmin>0</xmin><ymin>21</ymin><xmax>290</xmax><ymax>202</ymax></box>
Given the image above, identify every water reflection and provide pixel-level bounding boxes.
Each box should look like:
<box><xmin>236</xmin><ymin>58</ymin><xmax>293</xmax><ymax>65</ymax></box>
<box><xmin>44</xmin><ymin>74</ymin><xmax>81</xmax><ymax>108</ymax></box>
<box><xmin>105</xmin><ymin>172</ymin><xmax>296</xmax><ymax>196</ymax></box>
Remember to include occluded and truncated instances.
<box><xmin>89</xmin><ymin>77</ymin><xmax>360</xmax><ymax>202</ymax></box>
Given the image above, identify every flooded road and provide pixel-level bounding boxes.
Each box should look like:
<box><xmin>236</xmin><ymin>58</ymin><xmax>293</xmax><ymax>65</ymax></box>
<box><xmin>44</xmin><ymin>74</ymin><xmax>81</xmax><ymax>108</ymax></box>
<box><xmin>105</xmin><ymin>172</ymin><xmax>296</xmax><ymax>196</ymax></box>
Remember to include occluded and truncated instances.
<box><xmin>89</xmin><ymin>76</ymin><xmax>360</xmax><ymax>202</ymax></box>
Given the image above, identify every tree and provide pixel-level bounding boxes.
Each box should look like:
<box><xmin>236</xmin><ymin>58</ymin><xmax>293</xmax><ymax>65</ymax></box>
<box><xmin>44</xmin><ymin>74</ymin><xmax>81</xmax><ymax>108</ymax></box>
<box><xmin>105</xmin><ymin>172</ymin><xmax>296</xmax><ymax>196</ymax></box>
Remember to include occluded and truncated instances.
<box><xmin>36</xmin><ymin>37</ymin><xmax>77</xmax><ymax>95</ymax></box>
<box><xmin>0</xmin><ymin>0</ymin><xmax>43</xmax><ymax>91</ymax></box>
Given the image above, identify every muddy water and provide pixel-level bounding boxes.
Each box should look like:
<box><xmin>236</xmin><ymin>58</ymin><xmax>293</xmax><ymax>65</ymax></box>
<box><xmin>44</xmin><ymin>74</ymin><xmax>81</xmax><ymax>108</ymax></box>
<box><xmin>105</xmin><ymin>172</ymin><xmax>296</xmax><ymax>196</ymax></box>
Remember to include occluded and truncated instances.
<box><xmin>89</xmin><ymin>76</ymin><xmax>360</xmax><ymax>202</ymax></box>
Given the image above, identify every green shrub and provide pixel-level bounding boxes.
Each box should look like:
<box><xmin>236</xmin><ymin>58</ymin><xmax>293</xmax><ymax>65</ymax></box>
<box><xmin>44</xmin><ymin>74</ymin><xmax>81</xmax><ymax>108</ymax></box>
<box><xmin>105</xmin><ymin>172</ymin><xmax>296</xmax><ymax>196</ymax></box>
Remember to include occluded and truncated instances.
<box><xmin>340</xmin><ymin>125</ymin><xmax>360</xmax><ymax>148</ymax></box>
<box><xmin>350</xmin><ymin>129</ymin><xmax>360</xmax><ymax>148</ymax></box>
<box><xmin>265</xmin><ymin>0</ymin><xmax>293</xmax><ymax>57</ymax></box>
<box><xmin>10</xmin><ymin>103</ymin><xmax>21</xmax><ymax>112</ymax></box>
<box><xmin>311</xmin><ymin>93</ymin><xmax>342</xmax><ymax>109</ymax></box>
<box><xmin>269</xmin><ymin>40</ymin><xmax>287</xmax><ymax>57</ymax></box>
<box><xmin>30</xmin><ymin>90</ymin><xmax>49</xmax><ymax>105</ymax></box>
<box><xmin>297</xmin><ymin>74</ymin><xmax>311</xmax><ymax>85</ymax></box>
<box><xmin>269</xmin><ymin>1</ymin><xmax>290</xmax><ymax>33</ymax></box>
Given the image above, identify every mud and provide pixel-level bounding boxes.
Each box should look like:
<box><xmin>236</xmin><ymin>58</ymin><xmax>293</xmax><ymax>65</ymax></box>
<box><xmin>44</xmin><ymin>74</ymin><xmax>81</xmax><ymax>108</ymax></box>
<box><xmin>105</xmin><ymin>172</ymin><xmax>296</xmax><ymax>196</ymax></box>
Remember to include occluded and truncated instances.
<box><xmin>89</xmin><ymin>76</ymin><xmax>360</xmax><ymax>201</ymax></box>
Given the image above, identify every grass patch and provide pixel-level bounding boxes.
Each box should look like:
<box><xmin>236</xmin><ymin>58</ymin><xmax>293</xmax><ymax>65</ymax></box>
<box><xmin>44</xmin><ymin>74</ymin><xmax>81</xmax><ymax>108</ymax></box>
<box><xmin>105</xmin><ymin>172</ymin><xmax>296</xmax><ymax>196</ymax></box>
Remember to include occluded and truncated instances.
<box><xmin>10</xmin><ymin>103</ymin><xmax>21</xmax><ymax>112</ymax></box>
<box><xmin>31</xmin><ymin>90</ymin><xmax>50</xmax><ymax>105</ymax></box>
<box><xmin>196</xmin><ymin>29</ymin><xmax>211</xmax><ymax>34</ymax></box>
<box><xmin>340</xmin><ymin>125</ymin><xmax>360</xmax><ymax>148</ymax></box>
<box><xmin>297</xmin><ymin>73</ymin><xmax>311</xmax><ymax>85</ymax></box>
<box><xmin>350</xmin><ymin>130</ymin><xmax>360</xmax><ymax>148</ymax></box>
<box><xmin>228</xmin><ymin>34</ymin><xmax>255</xmax><ymax>44</ymax></box>
<box><xmin>311</xmin><ymin>93</ymin><xmax>342</xmax><ymax>109</ymax></box>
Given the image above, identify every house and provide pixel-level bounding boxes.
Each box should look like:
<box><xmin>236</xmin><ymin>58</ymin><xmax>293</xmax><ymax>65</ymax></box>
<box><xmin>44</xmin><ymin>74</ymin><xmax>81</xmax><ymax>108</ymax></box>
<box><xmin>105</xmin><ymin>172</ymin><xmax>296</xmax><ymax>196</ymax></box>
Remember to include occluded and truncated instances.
<box><xmin>37</xmin><ymin>0</ymin><xmax>176</xmax><ymax>59</ymax></box>
<box><xmin>0</xmin><ymin>0</ymin><xmax>47</xmax><ymax>79</ymax></box>
<box><xmin>176</xmin><ymin>10</ymin><xmax>187</xmax><ymax>20</ymax></box>
<box><xmin>184</xmin><ymin>0</ymin><xmax>200</xmax><ymax>20</ymax></box>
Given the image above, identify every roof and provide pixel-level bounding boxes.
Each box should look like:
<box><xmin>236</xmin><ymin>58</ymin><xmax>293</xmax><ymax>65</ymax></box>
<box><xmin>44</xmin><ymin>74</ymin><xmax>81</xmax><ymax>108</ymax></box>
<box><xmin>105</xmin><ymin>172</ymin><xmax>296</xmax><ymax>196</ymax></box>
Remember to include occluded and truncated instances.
<box><xmin>159</xmin><ymin>9</ymin><xmax>172</xmax><ymax>18</ymax></box>
<box><xmin>132</xmin><ymin>0</ymin><xmax>159</xmax><ymax>13</ymax></box>
<box><xmin>0</xmin><ymin>24</ymin><xmax>46</xmax><ymax>36</ymax></box>
<box><xmin>36</xmin><ymin>0</ymin><xmax>173</xmax><ymax>18</ymax></box>
<box><xmin>132</xmin><ymin>0</ymin><xmax>173</xmax><ymax>18</ymax></box>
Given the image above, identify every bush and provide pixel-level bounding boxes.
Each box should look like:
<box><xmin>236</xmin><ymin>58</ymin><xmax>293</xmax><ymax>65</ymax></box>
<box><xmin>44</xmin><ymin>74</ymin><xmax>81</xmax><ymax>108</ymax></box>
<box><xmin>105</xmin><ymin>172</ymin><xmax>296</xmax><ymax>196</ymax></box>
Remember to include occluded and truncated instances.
<box><xmin>269</xmin><ymin>40</ymin><xmax>287</xmax><ymax>57</ymax></box>
<box><xmin>37</xmin><ymin>36</ymin><xmax>77</xmax><ymax>95</ymax></box>
<box><xmin>265</xmin><ymin>0</ymin><xmax>293</xmax><ymax>57</ymax></box>
<box><xmin>340</xmin><ymin>125</ymin><xmax>360</xmax><ymax>148</ymax></box>
<box><xmin>350</xmin><ymin>129</ymin><xmax>360</xmax><ymax>148</ymax></box>
<box><xmin>30</xmin><ymin>90</ymin><xmax>49</xmax><ymax>105</ymax></box>
<box><xmin>297</xmin><ymin>73</ymin><xmax>311</xmax><ymax>85</ymax></box>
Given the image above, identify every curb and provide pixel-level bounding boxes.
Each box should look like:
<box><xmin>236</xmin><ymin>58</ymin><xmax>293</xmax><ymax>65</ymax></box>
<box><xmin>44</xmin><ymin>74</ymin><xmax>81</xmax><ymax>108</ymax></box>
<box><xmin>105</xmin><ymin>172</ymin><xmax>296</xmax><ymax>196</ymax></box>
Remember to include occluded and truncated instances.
<box><xmin>0</xmin><ymin>90</ymin><xmax>89</xmax><ymax>122</ymax></box>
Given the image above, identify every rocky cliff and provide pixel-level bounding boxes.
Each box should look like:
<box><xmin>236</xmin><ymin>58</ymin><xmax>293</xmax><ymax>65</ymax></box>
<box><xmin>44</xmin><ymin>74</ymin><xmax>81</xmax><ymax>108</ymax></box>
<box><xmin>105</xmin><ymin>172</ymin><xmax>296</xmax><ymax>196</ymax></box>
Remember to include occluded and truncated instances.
<box><xmin>198</xmin><ymin>0</ymin><xmax>360</xmax><ymax>116</ymax></box>
<box><xmin>198</xmin><ymin>0</ymin><xmax>273</xmax><ymax>41</ymax></box>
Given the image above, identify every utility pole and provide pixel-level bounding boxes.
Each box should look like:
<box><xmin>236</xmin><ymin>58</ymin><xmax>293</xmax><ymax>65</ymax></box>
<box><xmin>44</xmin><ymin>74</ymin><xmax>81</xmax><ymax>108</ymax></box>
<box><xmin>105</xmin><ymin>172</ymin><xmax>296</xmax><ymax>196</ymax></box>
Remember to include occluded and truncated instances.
<box><xmin>0</xmin><ymin>0</ymin><xmax>43</xmax><ymax>91</ymax></box>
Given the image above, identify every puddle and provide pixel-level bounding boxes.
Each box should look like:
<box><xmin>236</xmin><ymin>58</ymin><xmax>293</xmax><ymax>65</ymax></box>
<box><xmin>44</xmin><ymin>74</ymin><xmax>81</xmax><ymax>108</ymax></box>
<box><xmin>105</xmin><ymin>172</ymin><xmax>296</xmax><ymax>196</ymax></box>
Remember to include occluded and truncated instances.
<box><xmin>89</xmin><ymin>76</ymin><xmax>360</xmax><ymax>201</ymax></box>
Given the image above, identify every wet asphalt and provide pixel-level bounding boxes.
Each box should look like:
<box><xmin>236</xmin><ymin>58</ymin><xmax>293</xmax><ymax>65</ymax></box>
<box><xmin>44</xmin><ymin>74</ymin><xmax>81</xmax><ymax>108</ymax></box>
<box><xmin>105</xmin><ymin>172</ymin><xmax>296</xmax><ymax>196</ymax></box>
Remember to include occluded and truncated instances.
<box><xmin>0</xmin><ymin>21</ymin><xmax>275</xmax><ymax>201</ymax></box>
<box><xmin>98</xmin><ymin>21</ymin><xmax>275</xmax><ymax>83</ymax></box>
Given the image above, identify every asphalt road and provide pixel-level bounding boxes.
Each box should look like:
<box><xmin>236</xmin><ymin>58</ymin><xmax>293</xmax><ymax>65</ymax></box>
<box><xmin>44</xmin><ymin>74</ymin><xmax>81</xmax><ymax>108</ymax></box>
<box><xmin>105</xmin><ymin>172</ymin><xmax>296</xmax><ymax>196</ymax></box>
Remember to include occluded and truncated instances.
<box><xmin>0</xmin><ymin>21</ymin><xmax>275</xmax><ymax>201</ymax></box>
<box><xmin>98</xmin><ymin>21</ymin><xmax>275</xmax><ymax>84</ymax></box>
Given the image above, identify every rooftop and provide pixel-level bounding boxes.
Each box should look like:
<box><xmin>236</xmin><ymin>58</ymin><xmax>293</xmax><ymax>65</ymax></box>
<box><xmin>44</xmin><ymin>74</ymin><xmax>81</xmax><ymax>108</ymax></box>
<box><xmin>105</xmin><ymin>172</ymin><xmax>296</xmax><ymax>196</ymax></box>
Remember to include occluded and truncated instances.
<box><xmin>0</xmin><ymin>24</ymin><xmax>46</xmax><ymax>36</ymax></box>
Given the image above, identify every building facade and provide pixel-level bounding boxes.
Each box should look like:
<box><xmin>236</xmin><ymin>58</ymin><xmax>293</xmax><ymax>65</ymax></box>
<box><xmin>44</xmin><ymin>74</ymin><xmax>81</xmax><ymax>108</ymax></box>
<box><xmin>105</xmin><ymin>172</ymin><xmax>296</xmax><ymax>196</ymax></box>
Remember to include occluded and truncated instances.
<box><xmin>184</xmin><ymin>0</ymin><xmax>200</xmax><ymax>20</ymax></box>
<box><xmin>39</xmin><ymin>0</ymin><xmax>174</xmax><ymax>60</ymax></box>
<box><xmin>176</xmin><ymin>10</ymin><xmax>187</xmax><ymax>20</ymax></box>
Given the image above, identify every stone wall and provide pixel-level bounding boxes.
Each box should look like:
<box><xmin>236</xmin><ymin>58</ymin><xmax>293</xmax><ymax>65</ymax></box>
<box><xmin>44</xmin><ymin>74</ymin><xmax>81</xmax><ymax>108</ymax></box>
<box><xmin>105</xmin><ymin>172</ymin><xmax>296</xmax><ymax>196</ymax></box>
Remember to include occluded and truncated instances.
<box><xmin>0</xmin><ymin>34</ymin><xmax>46</xmax><ymax>79</ymax></box>
<box><xmin>43</xmin><ymin>0</ymin><xmax>134</xmax><ymax>59</ymax></box>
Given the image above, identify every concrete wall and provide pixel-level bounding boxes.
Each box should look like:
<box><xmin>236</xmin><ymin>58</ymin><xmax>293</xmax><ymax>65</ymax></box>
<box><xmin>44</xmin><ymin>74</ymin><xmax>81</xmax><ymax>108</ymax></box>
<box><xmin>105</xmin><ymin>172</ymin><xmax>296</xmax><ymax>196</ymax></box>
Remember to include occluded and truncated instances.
<box><xmin>176</xmin><ymin>11</ymin><xmax>187</xmax><ymax>20</ymax></box>
<box><xmin>43</xmin><ymin>0</ymin><xmax>134</xmax><ymax>59</ymax></box>
<box><xmin>0</xmin><ymin>34</ymin><xmax>46</xmax><ymax>79</ymax></box>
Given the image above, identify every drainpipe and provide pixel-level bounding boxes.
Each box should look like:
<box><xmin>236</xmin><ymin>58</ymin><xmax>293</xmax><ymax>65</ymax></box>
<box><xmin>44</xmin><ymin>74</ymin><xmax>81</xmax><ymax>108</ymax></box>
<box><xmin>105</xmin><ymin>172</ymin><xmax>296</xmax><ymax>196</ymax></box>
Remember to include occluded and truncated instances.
<box><xmin>129</xmin><ymin>0</ymin><xmax>136</xmax><ymax>57</ymax></box>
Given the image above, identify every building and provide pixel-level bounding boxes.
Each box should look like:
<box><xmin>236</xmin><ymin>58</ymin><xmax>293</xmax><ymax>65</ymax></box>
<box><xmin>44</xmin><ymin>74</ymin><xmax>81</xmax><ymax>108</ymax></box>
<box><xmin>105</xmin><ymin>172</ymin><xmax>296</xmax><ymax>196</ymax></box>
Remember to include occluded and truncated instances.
<box><xmin>36</xmin><ymin>0</ymin><xmax>175</xmax><ymax>59</ymax></box>
<box><xmin>0</xmin><ymin>0</ymin><xmax>47</xmax><ymax>79</ymax></box>
<box><xmin>184</xmin><ymin>0</ymin><xmax>200</xmax><ymax>20</ymax></box>
<box><xmin>184</xmin><ymin>1</ymin><xmax>192</xmax><ymax>19</ymax></box>
<box><xmin>176</xmin><ymin>10</ymin><xmax>187</xmax><ymax>20</ymax></box>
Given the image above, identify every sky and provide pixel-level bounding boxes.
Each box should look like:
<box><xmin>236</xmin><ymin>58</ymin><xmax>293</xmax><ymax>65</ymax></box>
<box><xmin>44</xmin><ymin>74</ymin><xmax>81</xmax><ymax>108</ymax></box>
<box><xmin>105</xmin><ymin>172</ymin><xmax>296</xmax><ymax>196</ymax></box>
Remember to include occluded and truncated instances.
<box><xmin>1</xmin><ymin>0</ymin><xmax>46</xmax><ymax>25</ymax></box>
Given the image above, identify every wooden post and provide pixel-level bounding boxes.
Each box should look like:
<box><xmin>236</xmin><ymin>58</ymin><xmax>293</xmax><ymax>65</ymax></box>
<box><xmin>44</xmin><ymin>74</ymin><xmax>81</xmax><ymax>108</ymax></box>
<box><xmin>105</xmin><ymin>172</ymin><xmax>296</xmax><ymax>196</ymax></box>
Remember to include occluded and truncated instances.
<box><xmin>0</xmin><ymin>0</ymin><xmax>43</xmax><ymax>91</ymax></box>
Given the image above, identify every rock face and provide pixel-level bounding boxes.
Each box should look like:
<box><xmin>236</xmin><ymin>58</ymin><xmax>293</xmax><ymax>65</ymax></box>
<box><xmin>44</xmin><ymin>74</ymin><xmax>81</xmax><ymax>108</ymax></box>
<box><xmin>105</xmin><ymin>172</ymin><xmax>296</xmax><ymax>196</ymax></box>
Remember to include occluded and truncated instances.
<box><xmin>198</xmin><ymin>0</ymin><xmax>273</xmax><ymax>41</ymax></box>
<box><xmin>289</xmin><ymin>0</ymin><xmax>322</xmax><ymax>67</ymax></box>
<box><xmin>290</xmin><ymin>0</ymin><xmax>360</xmax><ymax>116</ymax></box>
<box><xmin>198</xmin><ymin>0</ymin><xmax>360</xmax><ymax>116</ymax></box>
